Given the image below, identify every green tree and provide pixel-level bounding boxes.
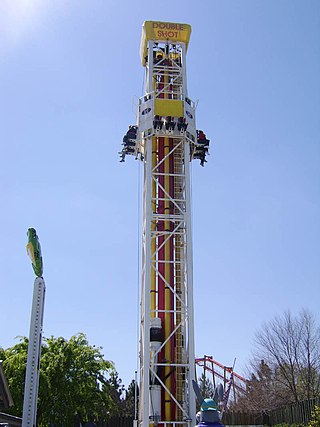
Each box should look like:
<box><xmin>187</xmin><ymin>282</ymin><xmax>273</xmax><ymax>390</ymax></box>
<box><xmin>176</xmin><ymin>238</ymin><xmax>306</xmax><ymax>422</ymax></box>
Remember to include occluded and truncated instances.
<box><xmin>198</xmin><ymin>372</ymin><xmax>215</xmax><ymax>400</ymax></box>
<box><xmin>0</xmin><ymin>337</ymin><xmax>28</xmax><ymax>415</ymax></box>
<box><xmin>194</xmin><ymin>372</ymin><xmax>215</xmax><ymax>412</ymax></box>
<box><xmin>0</xmin><ymin>333</ymin><xmax>118</xmax><ymax>425</ymax></box>
<box><xmin>307</xmin><ymin>405</ymin><xmax>320</xmax><ymax>427</ymax></box>
<box><xmin>102</xmin><ymin>370</ymin><xmax>125</xmax><ymax>416</ymax></box>
<box><xmin>122</xmin><ymin>379</ymin><xmax>139</xmax><ymax>417</ymax></box>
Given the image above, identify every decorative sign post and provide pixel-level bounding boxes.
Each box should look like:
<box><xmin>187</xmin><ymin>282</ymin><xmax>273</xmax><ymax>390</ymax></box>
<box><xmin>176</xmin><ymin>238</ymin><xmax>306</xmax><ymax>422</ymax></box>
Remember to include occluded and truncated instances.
<box><xmin>22</xmin><ymin>228</ymin><xmax>46</xmax><ymax>427</ymax></box>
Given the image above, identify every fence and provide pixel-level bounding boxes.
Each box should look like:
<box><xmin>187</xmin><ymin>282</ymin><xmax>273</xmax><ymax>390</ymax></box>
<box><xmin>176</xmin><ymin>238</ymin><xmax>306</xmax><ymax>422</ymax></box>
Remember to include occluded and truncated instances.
<box><xmin>269</xmin><ymin>397</ymin><xmax>320</xmax><ymax>425</ymax></box>
<box><xmin>97</xmin><ymin>417</ymin><xmax>133</xmax><ymax>427</ymax></box>
<box><xmin>222</xmin><ymin>411</ymin><xmax>269</xmax><ymax>425</ymax></box>
<box><xmin>223</xmin><ymin>397</ymin><xmax>320</xmax><ymax>425</ymax></box>
<box><xmin>94</xmin><ymin>399</ymin><xmax>320</xmax><ymax>427</ymax></box>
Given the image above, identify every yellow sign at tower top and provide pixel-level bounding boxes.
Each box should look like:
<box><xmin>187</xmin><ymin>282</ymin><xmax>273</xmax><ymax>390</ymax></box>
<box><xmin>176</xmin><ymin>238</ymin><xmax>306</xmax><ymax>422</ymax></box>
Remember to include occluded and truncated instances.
<box><xmin>140</xmin><ymin>21</ymin><xmax>192</xmax><ymax>66</ymax></box>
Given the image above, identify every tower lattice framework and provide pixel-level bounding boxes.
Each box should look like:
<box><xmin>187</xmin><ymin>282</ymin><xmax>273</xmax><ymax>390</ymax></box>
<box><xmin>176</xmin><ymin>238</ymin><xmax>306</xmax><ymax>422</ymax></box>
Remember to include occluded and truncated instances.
<box><xmin>120</xmin><ymin>21</ymin><xmax>210</xmax><ymax>427</ymax></box>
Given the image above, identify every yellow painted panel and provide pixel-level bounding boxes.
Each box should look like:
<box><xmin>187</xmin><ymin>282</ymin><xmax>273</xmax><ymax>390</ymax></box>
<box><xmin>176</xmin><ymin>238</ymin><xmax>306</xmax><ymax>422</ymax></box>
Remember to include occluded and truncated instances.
<box><xmin>140</xmin><ymin>21</ymin><xmax>192</xmax><ymax>65</ymax></box>
<box><xmin>154</xmin><ymin>99</ymin><xmax>183</xmax><ymax>117</ymax></box>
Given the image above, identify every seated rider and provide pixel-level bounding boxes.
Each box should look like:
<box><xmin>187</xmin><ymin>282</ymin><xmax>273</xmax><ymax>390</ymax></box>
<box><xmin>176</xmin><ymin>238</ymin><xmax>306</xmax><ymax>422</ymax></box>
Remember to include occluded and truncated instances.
<box><xmin>197</xmin><ymin>130</ymin><xmax>210</xmax><ymax>148</ymax></box>
<box><xmin>127</xmin><ymin>125</ymin><xmax>137</xmax><ymax>139</ymax></box>
<box><xmin>153</xmin><ymin>115</ymin><xmax>163</xmax><ymax>131</ymax></box>
<box><xmin>165</xmin><ymin>116</ymin><xmax>175</xmax><ymax>132</ymax></box>
<box><xmin>177</xmin><ymin>116</ymin><xmax>187</xmax><ymax>132</ymax></box>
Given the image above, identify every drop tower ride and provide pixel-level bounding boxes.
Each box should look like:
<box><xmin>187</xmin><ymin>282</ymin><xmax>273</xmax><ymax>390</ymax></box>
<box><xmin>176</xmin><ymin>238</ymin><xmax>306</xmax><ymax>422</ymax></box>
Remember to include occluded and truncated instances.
<box><xmin>120</xmin><ymin>21</ymin><xmax>210</xmax><ymax>427</ymax></box>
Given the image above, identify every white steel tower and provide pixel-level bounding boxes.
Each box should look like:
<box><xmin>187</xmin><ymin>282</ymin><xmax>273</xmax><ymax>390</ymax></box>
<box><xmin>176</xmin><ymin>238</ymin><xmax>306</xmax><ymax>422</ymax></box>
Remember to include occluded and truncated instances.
<box><xmin>120</xmin><ymin>21</ymin><xmax>210</xmax><ymax>427</ymax></box>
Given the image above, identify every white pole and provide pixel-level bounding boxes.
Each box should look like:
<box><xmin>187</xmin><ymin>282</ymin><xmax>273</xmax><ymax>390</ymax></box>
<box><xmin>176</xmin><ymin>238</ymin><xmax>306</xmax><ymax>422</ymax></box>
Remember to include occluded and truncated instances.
<box><xmin>184</xmin><ymin>144</ymin><xmax>196</xmax><ymax>426</ymax></box>
<box><xmin>22</xmin><ymin>277</ymin><xmax>46</xmax><ymax>427</ymax></box>
<box><xmin>134</xmin><ymin>370</ymin><xmax>138</xmax><ymax>425</ymax></box>
<box><xmin>141</xmin><ymin>139</ymin><xmax>152</xmax><ymax>427</ymax></box>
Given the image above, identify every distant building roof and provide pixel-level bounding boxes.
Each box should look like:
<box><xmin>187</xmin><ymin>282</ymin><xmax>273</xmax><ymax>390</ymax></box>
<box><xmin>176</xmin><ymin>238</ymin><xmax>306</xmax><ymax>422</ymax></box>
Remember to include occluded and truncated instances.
<box><xmin>0</xmin><ymin>411</ymin><xmax>22</xmax><ymax>426</ymax></box>
<box><xmin>0</xmin><ymin>361</ymin><xmax>14</xmax><ymax>409</ymax></box>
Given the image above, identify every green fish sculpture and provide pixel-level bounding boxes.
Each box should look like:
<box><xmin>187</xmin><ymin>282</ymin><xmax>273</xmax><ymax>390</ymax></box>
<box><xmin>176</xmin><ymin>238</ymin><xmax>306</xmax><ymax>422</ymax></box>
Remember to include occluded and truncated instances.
<box><xmin>26</xmin><ymin>228</ymin><xmax>43</xmax><ymax>277</ymax></box>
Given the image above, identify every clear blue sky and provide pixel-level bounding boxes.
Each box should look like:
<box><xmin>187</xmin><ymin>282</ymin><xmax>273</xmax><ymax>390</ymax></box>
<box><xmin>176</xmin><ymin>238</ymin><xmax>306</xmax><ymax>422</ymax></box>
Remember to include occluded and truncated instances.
<box><xmin>1</xmin><ymin>0</ymin><xmax>319</xmax><ymax>387</ymax></box>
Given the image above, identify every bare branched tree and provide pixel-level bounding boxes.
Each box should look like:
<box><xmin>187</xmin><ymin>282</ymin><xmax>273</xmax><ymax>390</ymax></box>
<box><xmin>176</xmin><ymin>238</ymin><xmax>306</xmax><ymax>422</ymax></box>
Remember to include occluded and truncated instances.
<box><xmin>234</xmin><ymin>309</ymin><xmax>320</xmax><ymax>412</ymax></box>
<box><xmin>296</xmin><ymin>309</ymin><xmax>320</xmax><ymax>399</ymax></box>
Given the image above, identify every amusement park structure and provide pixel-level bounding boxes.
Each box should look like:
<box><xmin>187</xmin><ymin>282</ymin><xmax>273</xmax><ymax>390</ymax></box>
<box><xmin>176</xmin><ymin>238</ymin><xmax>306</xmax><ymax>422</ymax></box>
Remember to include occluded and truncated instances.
<box><xmin>120</xmin><ymin>21</ymin><xmax>210</xmax><ymax>427</ymax></box>
<box><xmin>195</xmin><ymin>356</ymin><xmax>247</xmax><ymax>406</ymax></box>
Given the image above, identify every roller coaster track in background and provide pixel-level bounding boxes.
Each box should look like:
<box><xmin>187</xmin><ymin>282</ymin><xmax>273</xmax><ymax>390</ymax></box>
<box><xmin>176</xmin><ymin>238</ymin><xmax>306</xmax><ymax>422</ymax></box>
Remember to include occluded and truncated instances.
<box><xmin>195</xmin><ymin>355</ymin><xmax>248</xmax><ymax>406</ymax></box>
